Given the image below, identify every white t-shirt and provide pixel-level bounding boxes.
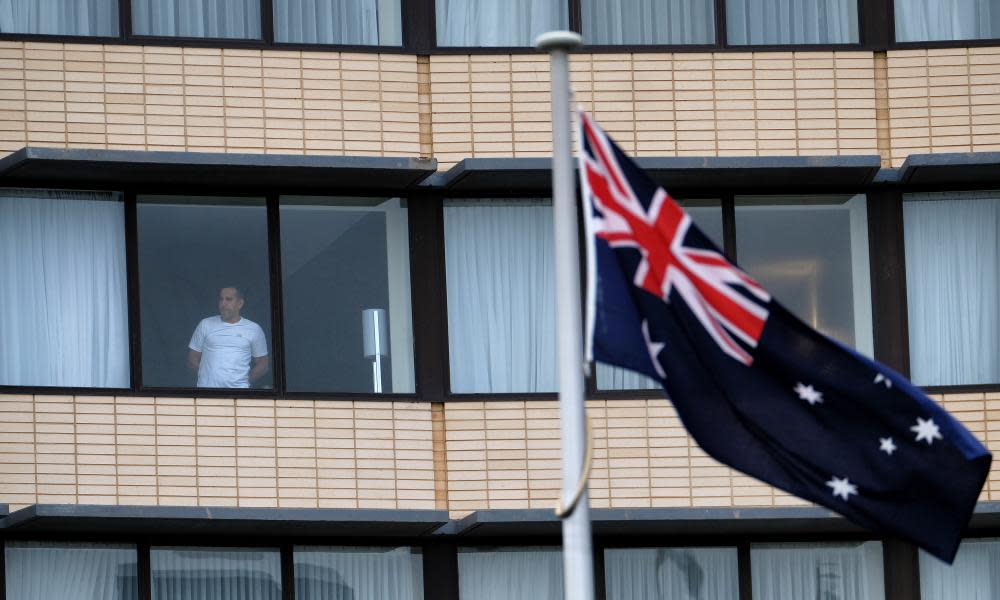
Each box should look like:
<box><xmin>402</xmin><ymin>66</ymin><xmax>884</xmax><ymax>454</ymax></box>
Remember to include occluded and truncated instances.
<box><xmin>188</xmin><ymin>316</ymin><xmax>268</xmax><ymax>388</ymax></box>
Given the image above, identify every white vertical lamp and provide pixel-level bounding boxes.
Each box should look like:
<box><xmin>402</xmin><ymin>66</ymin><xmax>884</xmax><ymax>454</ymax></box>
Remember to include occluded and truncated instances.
<box><xmin>362</xmin><ymin>308</ymin><xmax>389</xmax><ymax>393</ymax></box>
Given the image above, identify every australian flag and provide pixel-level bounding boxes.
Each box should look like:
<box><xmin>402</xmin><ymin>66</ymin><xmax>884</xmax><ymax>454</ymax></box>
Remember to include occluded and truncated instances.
<box><xmin>577</xmin><ymin>110</ymin><xmax>991</xmax><ymax>563</ymax></box>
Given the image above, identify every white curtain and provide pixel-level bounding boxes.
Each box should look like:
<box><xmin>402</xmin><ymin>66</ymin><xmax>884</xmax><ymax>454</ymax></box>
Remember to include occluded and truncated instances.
<box><xmin>151</xmin><ymin>548</ymin><xmax>281</xmax><ymax>600</ymax></box>
<box><xmin>582</xmin><ymin>0</ymin><xmax>714</xmax><ymax>44</ymax></box>
<box><xmin>444</xmin><ymin>199</ymin><xmax>557</xmax><ymax>393</ymax></box>
<box><xmin>604</xmin><ymin>547</ymin><xmax>739</xmax><ymax>600</ymax></box>
<box><xmin>131</xmin><ymin>0</ymin><xmax>261</xmax><ymax>38</ymax></box>
<box><xmin>273</xmin><ymin>0</ymin><xmax>400</xmax><ymax>44</ymax></box>
<box><xmin>5</xmin><ymin>542</ymin><xmax>137</xmax><ymax>600</ymax></box>
<box><xmin>726</xmin><ymin>0</ymin><xmax>858</xmax><ymax>44</ymax></box>
<box><xmin>435</xmin><ymin>0</ymin><xmax>567</xmax><ymax>46</ymax></box>
<box><xmin>751</xmin><ymin>542</ymin><xmax>885</xmax><ymax>600</ymax></box>
<box><xmin>596</xmin><ymin>364</ymin><xmax>661</xmax><ymax>391</ymax></box>
<box><xmin>0</xmin><ymin>0</ymin><xmax>117</xmax><ymax>35</ymax></box>
<box><xmin>0</xmin><ymin>189</ymin><xmax>129</xmax><ymax>388</ymax></box>
<box><xmin>294</xmin><ymin>546</ymin><xmax>423</xmax><ymax>600</ymax></box>
<box><xmin>904</xmin><ymin>192</ymin><xmax>1000</xmax><ymax>386</ymax></box>
<box><xmin>920</xmin><ymin>538</ymin><xmax>1000</xmax><ymax>600</ymax></box>
<box><xmin>895</xmin><ymin>0</ymin><xmax>1000</xmax><ymax>41</ymax></box>
<box><xmin>458</xmin><ymin>547</ymin><xmax>563</xmax><ymax>600</ymax></box>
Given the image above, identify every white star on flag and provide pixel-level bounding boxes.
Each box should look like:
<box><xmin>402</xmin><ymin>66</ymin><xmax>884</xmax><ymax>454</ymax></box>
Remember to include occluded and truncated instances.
<box><xmin>642</xmin><ymin>320</ymin><xmax>666</xmax><ymax>379</ymax></box>
<box><xmin>874</xmin><ymin>373</ymin><xmax>892</xmax><ymax>388</ymax></box>
<box><xmin>794</xmin><ymin>382</ymin><xmax>823</xmax><ymax>405</ymax></box>
<box><xmin>911</xmin><ymin>417</ymin><xmax>942</xmax><ymax>445</ymax></box>
<box><xmin>879</xmin><ymin>437</ymin><xmax>896</xmax><ymax>455</ymax></box>
<box><xmin>826</xmin><ymin>476</ymin><xmax>858</xmax><ymax>501</ymax></box>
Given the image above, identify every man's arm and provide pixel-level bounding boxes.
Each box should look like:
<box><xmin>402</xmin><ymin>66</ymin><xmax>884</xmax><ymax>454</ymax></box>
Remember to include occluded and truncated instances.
<box><xmin>249</xmin><ymin>355</ymin><xmax>269</xmax><ymax>385</ymax></box>
<box><xmin>187</xmin><ymin>349</ymin><xmax>202</xmax><ymax>372</ymax></box>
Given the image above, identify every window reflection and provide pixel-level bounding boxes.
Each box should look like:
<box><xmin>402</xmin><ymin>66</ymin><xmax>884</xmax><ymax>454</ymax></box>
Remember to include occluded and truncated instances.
<box><xmin>5</xmin><ymin>542</ymin><xmax>137</xmax><ymax>600</ymax></box>
<box><xmin>151</xmin><ymin>547</ymin><xmax>281</xmax><ymax>600</ymax></box>
<box><xmin>604</xmin><ymin>547</ymin><xmax>739</xmax><ymax>600</ymax></box>
<box><xmin>294</xmin><ymin>546</ymin><xmax>423</xmax><ymax>600</ymax></box>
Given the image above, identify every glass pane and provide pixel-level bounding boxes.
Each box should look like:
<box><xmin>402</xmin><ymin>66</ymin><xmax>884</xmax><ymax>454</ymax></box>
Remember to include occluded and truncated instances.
<box><xmin>920</xmin><ymin>538</ymin><xmax>1000</xmax><ymax>600</ymax></box>
<box><xmin>458</xmin><ymin>547</ymin><xmax>563</xmax><ymax>600</ymax></box>
<box><xmin>294</xmin><ymin>546</ymin><xmax>423</xmax><ymax>600</ymax></box>
<box><xmin>5</xmin><ymin>542</ymin><xmax>137</xmax><ymax>600</ymax></box>
<box><xmin>735</xmin><ymin>194</ymin><xmax>873</xmax><ymax>356</ymax></box>
<box><xmin>138</xmin><ymin>195</ymin><xmax>272</xmax><ymax>389</ymax></box>
<box><xmin>604</xmin><ymin>547</ymin><xmax>738</xmax><ymax>600</ymax></box>
<box><xmin>444</xmin><ymin>199</ymin><xmax>556</xmax><ymax>393</ymax></box>
<box><xmin>904</xmin><ymin>191</ymin><xmax>1000</xmax><ymax>386</ymax></box>
<box><xmin>895</xmin><ymin>0</ymin><xmax>1000</xmax><ymax>41</ymax></box>
<box><xmin>0</xmin><ymin>189</ymin><xmax>129</xmax><ymax>388</ymax></box>
<box><xmin>726</xmin><ymin>0</ymin><xmax>858</xmax><ymax>44</ymax></box>
<box><xmin>280</xmin><ymin>197</ymin><xmax>414</xmax><ymax>393</ymax></box>
<box><xmin>132</xmin><ymin>0</ymin><xmax>262</xmax><ymax>38</ymax></box>
<box><xmin>582</xmin><ymin>0</ymin><xmax>714</xmax><ymax>44</ymax></box>
<box><xmin>436</xmin><ymin>0</ymin><xmax>568</xmax><ymax>46</ymax></box>
<box><xmin>0</xmin><ymin>0</ymin><xmax>119</xmax><ymax>35</ymax></box>
<box><xmin>274</xmin><ymin>0</ymin><xmax>402</xmax><ymax>45</ymax></box>
<box><xmin>751</xmin><ymin>542</ymin><xmax>885</xmax><ymax>600</ymax></box>
<box><xmin>151</xmin><ymin>547</ymin><xmax>281</xmax><ymax>600</ymax></box>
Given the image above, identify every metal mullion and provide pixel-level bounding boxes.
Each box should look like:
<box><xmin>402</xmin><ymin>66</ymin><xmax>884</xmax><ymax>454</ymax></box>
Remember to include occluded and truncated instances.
<box><xmin>722</xmin><ymin>192</ymin><xmax>737</xmax><ymax>264</ymax></box>
<box><xmin>738</xmin><ymin>541</ymin><xmax>752</xmax><ymax>600</ymax></box>
<box><xmin>409</xmin><ymin>196</ymin><xmax>448</xmax><ymax>401</ymax></box>
<box><xmin>714</xmin><ymin>0</ymin><xmax>728</xmax><ymax>47</ymax></box>
<box><xmin>124</xmin><ymin>191</ymin><xmax>143</xmax><ymax>392</ymax></box>
<box><xmin>421</xmin><ymin>542</ymin><xmax>459</xmax><ymax>600</ymax></box>
<box><xmin>119</xmin><ymin>0</ymin><xmax>132</xmax><ymax>39</ymax></box>
<box><xmin>266</xmin><ymin>193</ymin><xmax>287</xmax><ymax>395</ymax></box>
<box><xmin>138</xmin><ymin>542</ymin><xmax>152</xmax><ymax>600</ymax></box>
<box><xmin>568</xmin><ymin>0</ymin><xmax>583</xmax><ymax>34</ymax></box>
<box><xmin>281</xmin><ymin>543</ymin><xmax>295</xmax><ymax>600</ymax></box>
<box><xmin>262</xmin><ymin>0</ymin><xmax>275</xmax><ymax>45</ymax></box>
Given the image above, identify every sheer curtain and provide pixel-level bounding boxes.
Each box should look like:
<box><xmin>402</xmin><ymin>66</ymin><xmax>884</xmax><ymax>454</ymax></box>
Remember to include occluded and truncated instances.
<box><xmin>904</xmin><ymin>192</ymin><xmax>1000</xmax><ymax>386</ymax></box>
<box><xmin>294</xmin><ymin>546</ymin><xmax>423</xmax><ymax>600</ymax></box>
<box><xmin>0</xmin><ymin>0</ymin><xmax>118</xmax><ymax>35</ymax></box>
<box><xmin>444</xmin><ymin>199</ymin><xmax>557</xmax><ymax>393</ymax></box>
<box><xmin>751</xmin><ymin>542</ymin><xmax>885</xmax><ymax>600</ymax></box>
<box><xmin>273</xmin><ymin>0</ymin><xmax>401</xmax><ymax>44</ymax></box>
<box><xmin>436</xmin><ymin>0</ymin><xmax>567</xmax><ymax>46</ymax></box>
<box><xmin>458</xmin><ymin>547</ymin><xmax>563</xmax><ymax>600</ymax></box>
<box><xmin>726</xmin><ymin>0</ymin><xmax>858</xmax><ymax>44</ymax></box>
<box><xmin>582</xmin><ymin>0</ymin><xmax>714</xmax><ymax>44</ymax></box>
<box><xmin>604</xmin><ymin>547</ymin><xmax>738</xmax><ymax>600</ymax></box>
<box><xmin>920</xmin><ymin>538</ymin><xmax>1000</xmax><ymax>599</ymax></box>
<box><xmin>0</xmin><ymin>189</ymin><xmax>129</xmax><ymax>388</ymax></box>
<box><xmin>895</xmin><ymin>0</ymin><xmax>1000</xmax><ymax>41</ymax></box>
<box><xmin>131</xmin><ymin>0</ymin><xmax>261</xmax><ymax>38</ymax></box>
<box><xmin>5</xmin><ymin>542</ymin><xmax>137</xmax><ymax>600</ymax></box>
<box><xmin>151</xmin><ymin>548</ymin><xmax>281</xmax><ymax>600</ymax></box>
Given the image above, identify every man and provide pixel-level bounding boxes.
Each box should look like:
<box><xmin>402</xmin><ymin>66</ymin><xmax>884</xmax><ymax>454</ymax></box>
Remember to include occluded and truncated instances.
<box><xmin>187</xmin><ymin>286</ymin><xmax>269</xmax><ymax>388</ymax></box>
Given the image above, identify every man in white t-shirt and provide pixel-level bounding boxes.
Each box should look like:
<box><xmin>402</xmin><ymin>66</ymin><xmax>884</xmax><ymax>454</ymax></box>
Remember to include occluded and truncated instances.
<box><xmin>187</xmin><ymin>286</ymin><xmax>269</xmax><ymax>388</ymax></box>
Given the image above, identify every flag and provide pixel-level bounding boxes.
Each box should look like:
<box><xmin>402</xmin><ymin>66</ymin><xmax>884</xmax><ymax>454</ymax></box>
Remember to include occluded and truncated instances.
<box><xmin>577</xmin><ymin>110</ymin><xmax>992</xmax><ymax>563</ymax></box>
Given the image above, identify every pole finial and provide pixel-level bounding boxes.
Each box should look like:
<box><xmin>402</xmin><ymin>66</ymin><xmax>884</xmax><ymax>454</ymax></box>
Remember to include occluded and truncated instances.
<box><xmin>535</xmin><ymin>30</ymin><xmax>583</xmax><ymax>51</ymax></box>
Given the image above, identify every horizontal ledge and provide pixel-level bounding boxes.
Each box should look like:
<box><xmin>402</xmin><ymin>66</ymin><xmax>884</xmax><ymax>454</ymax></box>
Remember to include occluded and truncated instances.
<box><xmin>899</xmin><ymin>152</ymin><xmax>1000</xmax><ymax>186</ymax></box>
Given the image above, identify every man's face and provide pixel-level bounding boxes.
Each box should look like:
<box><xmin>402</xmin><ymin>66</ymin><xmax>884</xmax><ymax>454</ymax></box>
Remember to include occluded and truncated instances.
<box><xmin>218</xmin><ymin>288</ymin><xmax>244</xmax><ymax>322</ymax></box>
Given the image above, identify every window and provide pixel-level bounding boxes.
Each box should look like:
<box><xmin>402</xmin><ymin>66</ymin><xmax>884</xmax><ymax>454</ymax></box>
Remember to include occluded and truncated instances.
<box><xmin>137</xmin><ymin>195</ymin><xmax>272</xmax><ymax>390</ymax></box>
<box><xmin>735</xmin><ymin>194</ymin><xmax>873</xmax><ymax>356</ymax></box>
<box><xmin>751</xmin><ymin>542</ymin><xmax>885</xmax><ymax>600</ymax></box>
<box><xmin>131</xmin><ymin>0</ymin><xmax>262</xmax><ymax>39</ymax></box>
<box><xmin>726</xmin><ymin>0</ymin><xmax>859</xmax><ymax>44</ymax></box>
<box><xmin>458</xmin><ymin>547</ymin><xmax>563</xmax><ymax>600</ymax></box>
<box><xmin>435</xmin><ymin>0</ymin><xmax>568</xmax><ymax>46</ymax></box>
<box><xmin>904</xmin><ymin>191</ymin><xmax>1000</xmax><ymax>386</ymax></box>
<box><xmin>151</xmin><ymin>547</ymin><xmax>281</xmax><ymax>599</ymax></box>
<box><xmin>0</xmin><ymin>189</ymin><xmax>129</xmax><ymax>388</ymax></box>
<box><xmin>604</xmin><ymin>547</ymin><xmax>738</xmax><ymax>599</ymax></box>
<box><xmin>294</xmin><ymin>546</ymin><xmax>423</xmax><ymax>599</ymax></box>
<box><xmin>273</xmin><ymin>0</ymin><xmax>401</xmax><ymax>45</ymax></box>
<box><xmin>582</xmin><ymin>0</ymin><xmax>715</xmax><ymax>45</ymax></box>
<box><xmin>279</xmin><ymin>196</ymin><xmax>414</xmax><ymax>394</ymax></box>
<box><xmin>920</xmin><ymin>538</ymin><xmax>1000</xmax><ymax>599</ymax></box>
<box><xmin>895</xmin><ymin>0</ymin><xmax>1000</xmax><ymax>41</ymax></box>
<box><xmin>5</xmin><ymin>542</ymin><xmax>138</xmax><ymax>600</ymax></box>
<box><xmin>0</xmin><ymin>0</ymin><xmax>118</xmax><ymax>35</ymax></box>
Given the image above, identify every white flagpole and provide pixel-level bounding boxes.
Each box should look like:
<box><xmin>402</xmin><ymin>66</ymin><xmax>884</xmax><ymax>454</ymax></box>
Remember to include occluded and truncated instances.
<box><xmin>535</xmin><ymin>30</ymin><xmax>594</xmax><ymax>600</ymax></box>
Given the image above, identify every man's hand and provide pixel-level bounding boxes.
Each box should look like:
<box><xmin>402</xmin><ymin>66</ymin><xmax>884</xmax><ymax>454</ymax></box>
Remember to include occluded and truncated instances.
<box><xmin>187</xmin><ymin>349</ymin><xmax>202</xmax><ymax>371</ymax></box>
<box><xmin>249</xmin><ymin>355</ymin><xmax>269</xmax><ymax>384</ymax></box>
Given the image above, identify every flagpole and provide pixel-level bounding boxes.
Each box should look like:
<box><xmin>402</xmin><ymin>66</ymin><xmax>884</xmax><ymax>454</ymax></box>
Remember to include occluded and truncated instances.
<box><xmin>535</xmin><ymin>30</ymin><xmax>594</xmax><ymax>600</ymax></box>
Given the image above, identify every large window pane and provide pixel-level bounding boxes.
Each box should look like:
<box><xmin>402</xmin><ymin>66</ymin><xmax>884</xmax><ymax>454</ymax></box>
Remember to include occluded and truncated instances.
<box><xmin>444</xmin><ymin>199</ymin><xmax>555</xmax><ymax>393</ymax></box>
<box><xmin>458</xmin><ymin>547</ymin><xmax>562</xmax><ymax>600</ymax></box>
<box><xmin>436</xmin><ymin>0</ymin><xmax>567</xmax><ymax>46</ymax></box>
<box><xmin>132</xmin><ymin>0</ymin><xmax>262</xmax><ymax>38</ymax></box>
<box><xmin>751</xmin><ymin>542</ymin><xmax>885</xmax><ymax>600</ymax></box>
<box><xmin>152</xmin><ymin>547</ymin><xmax>280</xmax><ymax>600</ymax></box>
<box><xmin>895</xmin><ymin>0</ymin><xmax>1000</xmax><ymax>41</ymax></box>
<box><xmin>605</xmin><ymin>547</ymin><xmax>738</xmax><ymax>600</ymax></box>
<box><xmin>274</xmin><ymin>0</ymin><xmax>401</xmax><ymax>45</ymax></box>
<box><xmin>280</xmin><ymin>197</ymin><xmax>414</xmax><ymax>394</ymax></box>
<box><xmin>0</xmin><ymin>0</ymin><xmax>118</xmax><ymax>35</ymax></box>
<box><xmin>735</xmin><ymin>194</ymin><xmax>873</xmax><ymax>356</ymax></box>
<box><xmin>920</xmin><ymin>538</ymin><xmax>1000</xmax><ymax>599</ymax></box>
<box><xmin>5</xmin><ymin>542</ymin><xmax>137</xmax><ymax>600</ymax></box>
<box><xmin>727</xmin><ymin>0</ymin><xmax>858</xmax><ymax>44</ymax></box>
<box><xmin>582</xmin><ymin>0</ymin><xmax>714</xmax><ymax>44</ymax></box>
<box><xmin>295</xmin><ymin>546</ymin><xmax>423</xmax><ymax>600</ymax></box>
<box><xmin>138</xmin><ymin>196</ymin><xmax>271</xmax><ymax>389</ymax></box>
<box><xmin>904</xmin><ymin>191</ymin><xmax>1000</xmax><ymax>386</ymax></box>
<box><xmin>0</xmin><ymin>189</ymin><xmax>129</xmax><ymax>388</ymax></box>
